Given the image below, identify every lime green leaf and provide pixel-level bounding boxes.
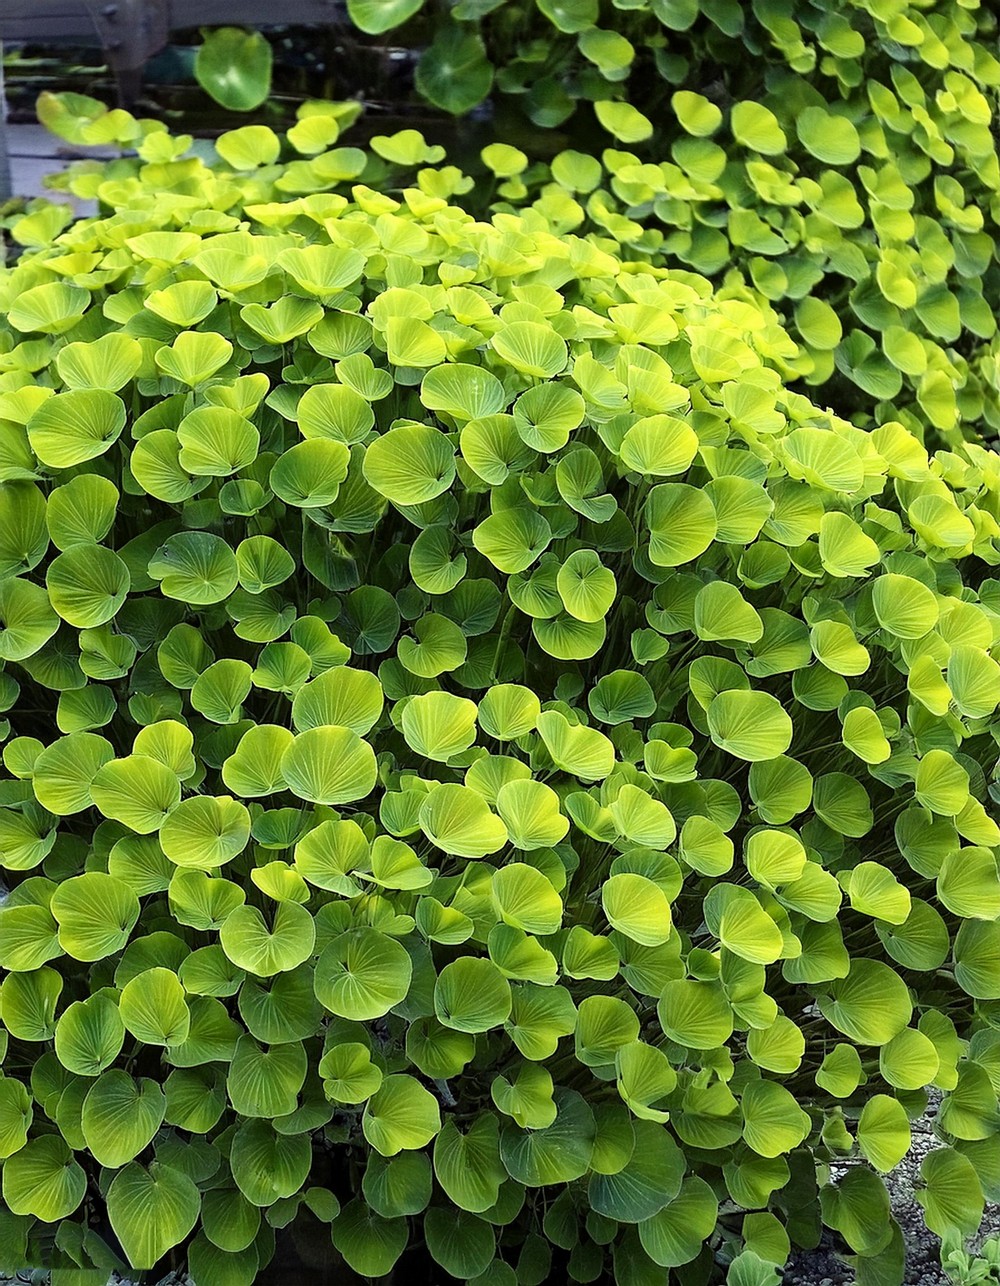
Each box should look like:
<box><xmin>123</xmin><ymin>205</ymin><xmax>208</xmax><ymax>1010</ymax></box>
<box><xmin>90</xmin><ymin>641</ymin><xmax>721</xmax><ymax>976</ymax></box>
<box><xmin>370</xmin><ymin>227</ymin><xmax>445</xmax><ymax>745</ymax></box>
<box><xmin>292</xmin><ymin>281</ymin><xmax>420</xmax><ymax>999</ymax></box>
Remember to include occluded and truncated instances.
<box><xmin>195</xmin><ymin>28</ymin><xmax>272</xmax><ymax>112</ymax></box>
<box><xmin>107</xmin><ymin>1162</ymin><xmax>201</xmax><ymax>1270</ymax></box>
<box><xmin>364</xmin><ymin>1075</ymin><xmax>442</xmax><ymax>1156</ymax></box>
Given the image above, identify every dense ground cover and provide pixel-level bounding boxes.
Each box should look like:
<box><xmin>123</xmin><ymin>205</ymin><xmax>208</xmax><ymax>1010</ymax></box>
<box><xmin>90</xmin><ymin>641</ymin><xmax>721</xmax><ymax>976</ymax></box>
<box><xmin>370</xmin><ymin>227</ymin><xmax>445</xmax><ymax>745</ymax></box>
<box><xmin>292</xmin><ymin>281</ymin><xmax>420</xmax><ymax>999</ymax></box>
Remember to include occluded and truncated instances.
<box><xmin>305</xmin><ymin>0</ymin><xmax>1000</xmax><ymax>450</ymax></box>
<box><xmin>1</xmin><ymin>2</ymin><xmax>1000</xmax><ymax>1284</ymax></box>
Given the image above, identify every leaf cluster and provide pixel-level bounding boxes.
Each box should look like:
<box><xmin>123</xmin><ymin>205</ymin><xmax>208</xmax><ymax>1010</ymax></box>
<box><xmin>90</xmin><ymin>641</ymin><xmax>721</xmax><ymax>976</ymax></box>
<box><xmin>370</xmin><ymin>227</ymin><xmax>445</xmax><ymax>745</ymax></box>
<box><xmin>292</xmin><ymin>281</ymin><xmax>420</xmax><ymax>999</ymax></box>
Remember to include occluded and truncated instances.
<box><xmin>0</xmin><ymin>95</ymin><xmax>999</xmax><ymax>1286</ymax></box>
<box><xmin>347</xmin><ymin>0</ymin><xmax>1000</xmax><ymax>454</ymax></box>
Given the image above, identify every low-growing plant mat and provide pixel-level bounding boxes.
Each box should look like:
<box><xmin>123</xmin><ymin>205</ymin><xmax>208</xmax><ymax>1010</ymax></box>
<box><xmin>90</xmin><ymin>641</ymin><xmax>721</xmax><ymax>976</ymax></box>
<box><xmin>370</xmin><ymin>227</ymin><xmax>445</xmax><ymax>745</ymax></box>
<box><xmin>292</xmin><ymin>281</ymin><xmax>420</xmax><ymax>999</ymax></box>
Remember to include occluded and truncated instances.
<box><xmin>323</xmin><ymin>0</ymin><xmax>1000</xmax><ymax>454</ymax></box>
<box><xmin>1</xmin><ymin>100</ymin><xmax>1000</xmax><ymax>1286</ymax></box>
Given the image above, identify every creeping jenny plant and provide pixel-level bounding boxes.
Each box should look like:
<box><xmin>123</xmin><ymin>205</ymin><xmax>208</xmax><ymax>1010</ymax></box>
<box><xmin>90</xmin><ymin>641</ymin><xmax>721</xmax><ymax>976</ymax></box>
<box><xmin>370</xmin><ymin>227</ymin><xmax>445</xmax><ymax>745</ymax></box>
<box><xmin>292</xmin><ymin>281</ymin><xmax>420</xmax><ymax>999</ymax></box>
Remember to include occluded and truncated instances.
<box><xmin>1</xmin><ymin>98</ymin><xmax>1000</xmax><ymax>1284</ymax></box>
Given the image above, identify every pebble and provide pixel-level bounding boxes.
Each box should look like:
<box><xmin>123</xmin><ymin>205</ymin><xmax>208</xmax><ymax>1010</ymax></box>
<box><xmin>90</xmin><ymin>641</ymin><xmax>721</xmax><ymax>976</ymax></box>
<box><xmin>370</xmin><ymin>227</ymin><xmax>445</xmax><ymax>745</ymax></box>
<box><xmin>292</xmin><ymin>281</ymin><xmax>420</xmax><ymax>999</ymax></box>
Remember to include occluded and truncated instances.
<box><xmin>784</xmin><ymin>1093</ymin><xmax>1000</xmax><ymax>1286</ymax></box>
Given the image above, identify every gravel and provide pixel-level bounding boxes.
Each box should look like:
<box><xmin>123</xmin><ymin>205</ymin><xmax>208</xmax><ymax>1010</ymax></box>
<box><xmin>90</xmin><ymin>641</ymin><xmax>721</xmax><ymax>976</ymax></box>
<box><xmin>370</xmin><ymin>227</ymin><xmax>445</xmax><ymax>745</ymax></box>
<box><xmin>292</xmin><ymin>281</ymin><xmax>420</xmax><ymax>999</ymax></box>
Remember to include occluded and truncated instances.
<box><xmin>783</xmin><ymin>1093</ymin><xmax>1000</xmax><ymax>1286</ymax></box>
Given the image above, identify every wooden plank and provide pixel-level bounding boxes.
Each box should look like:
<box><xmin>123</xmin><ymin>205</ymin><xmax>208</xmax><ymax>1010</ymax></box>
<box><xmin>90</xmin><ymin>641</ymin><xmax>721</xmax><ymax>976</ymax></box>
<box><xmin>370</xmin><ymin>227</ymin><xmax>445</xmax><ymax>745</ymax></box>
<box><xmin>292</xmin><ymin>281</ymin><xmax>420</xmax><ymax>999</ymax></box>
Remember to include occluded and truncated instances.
<box><xmin>169</xmin><ymin>0</ymin><xmax>340</xmax><ymax>23</ymax></box>
<box><xmin>1</xmin><ymin>22</ymin><xmax>96</xmax><ymax>40</ymax></box>
<box><xmin>1</xmin><ymin>3</ymin><xmax>97</xmax><ymax>42</ymax></box>
<box><xmin>3</xmin><ymin>0</ymin><xmax>90</xmax><ymax>13</ymax></box>
<box><xmin>1</xmin><ymin>0</ymin><xmax>341</xmax><ymax>40</ymax></box>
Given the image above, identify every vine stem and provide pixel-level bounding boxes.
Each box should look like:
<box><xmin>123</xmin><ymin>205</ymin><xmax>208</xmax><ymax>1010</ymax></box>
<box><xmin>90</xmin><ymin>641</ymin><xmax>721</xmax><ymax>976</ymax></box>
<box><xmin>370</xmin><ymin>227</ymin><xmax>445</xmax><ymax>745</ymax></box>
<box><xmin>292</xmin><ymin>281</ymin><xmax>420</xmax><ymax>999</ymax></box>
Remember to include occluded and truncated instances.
<box><xmin>490</xmin><ymin>600</ymin><xmax>517</xmax><ymax>683</ymax></box>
